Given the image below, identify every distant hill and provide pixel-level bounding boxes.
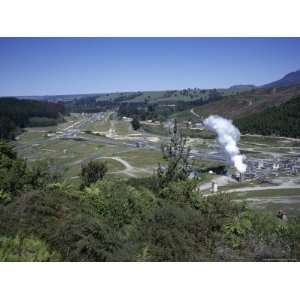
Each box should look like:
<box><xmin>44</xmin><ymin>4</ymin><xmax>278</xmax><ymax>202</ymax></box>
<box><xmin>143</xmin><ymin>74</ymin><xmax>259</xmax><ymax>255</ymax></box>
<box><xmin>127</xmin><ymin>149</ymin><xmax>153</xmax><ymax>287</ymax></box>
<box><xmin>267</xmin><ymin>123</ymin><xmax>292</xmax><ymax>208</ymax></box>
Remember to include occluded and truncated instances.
<box><xmin>228</xmin><ymin>85</ymin><xmax>256</xmax><ymax>92</ymax></box>
<box><xmin>262</xmin><ymin>69</ymin><xmax>300</xmax><ymax>89</ymax></box>
<box><xmin>235</xmin><ymin>95</ymin><xmax>300</xmax><ymax>138</ymax></box>
<box><xmin>17</xmin><ymin>87</ymin><xmax>240</xmax><ymax>104</ymax></box>
<box><xmin>177</xmin><ymin>84</ymin><xmax>300</xmax><ymax>121</ymax></box>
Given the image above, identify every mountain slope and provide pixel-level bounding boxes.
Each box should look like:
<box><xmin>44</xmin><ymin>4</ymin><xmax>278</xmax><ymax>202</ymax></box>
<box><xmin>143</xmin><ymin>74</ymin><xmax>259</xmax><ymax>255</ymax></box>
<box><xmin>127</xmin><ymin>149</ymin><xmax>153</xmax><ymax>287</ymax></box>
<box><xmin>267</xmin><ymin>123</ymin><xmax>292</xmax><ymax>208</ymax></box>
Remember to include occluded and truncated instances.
<box><xmin>191</xmin><ymin>84</ymin><xmax>300</xmax><ymax>120</ymax></box>
<box><xmin>235</xmin><ymin>95</ymin><xmax>300</xmax><ymax>138</ymax></box>
<box><xmin>262</xmin><ymin>69</ymin><xmax>300</xmax><ymax>89</ymax></box>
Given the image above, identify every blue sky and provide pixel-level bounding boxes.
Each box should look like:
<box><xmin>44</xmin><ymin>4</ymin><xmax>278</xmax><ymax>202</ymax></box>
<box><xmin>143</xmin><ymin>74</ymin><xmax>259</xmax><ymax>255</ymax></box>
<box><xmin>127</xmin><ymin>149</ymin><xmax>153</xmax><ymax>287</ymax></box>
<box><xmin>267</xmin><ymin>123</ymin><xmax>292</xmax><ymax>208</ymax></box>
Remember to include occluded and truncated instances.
<box><xmin>1</xmin><ymin>37</ymin><xmax>300</xmax><ymax>96</ymax></box>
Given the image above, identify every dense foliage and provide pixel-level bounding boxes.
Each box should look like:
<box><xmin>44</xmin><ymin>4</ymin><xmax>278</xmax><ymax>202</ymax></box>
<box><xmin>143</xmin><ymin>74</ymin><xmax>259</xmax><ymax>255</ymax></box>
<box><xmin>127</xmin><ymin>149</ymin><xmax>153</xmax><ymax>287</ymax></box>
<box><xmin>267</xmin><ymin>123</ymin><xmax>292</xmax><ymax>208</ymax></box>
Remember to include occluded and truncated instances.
<box><xmin>80</xmin><ymin>160</ymin><xmax>108</xmax><ymax>187</ymax></box>
<box><xmin>235</xmin><ymin>96</ymin><xmax>300</xmax><ymax>138</ymax></box>
<box><xmin>0</xmin><ymin>236</ymin><xmax>61</xmax><ymax>262</ymax></box>
<box><xmin>0</xmin><ymin>97</ymin><xmax>66</xmax><ymax>140</ymax></box>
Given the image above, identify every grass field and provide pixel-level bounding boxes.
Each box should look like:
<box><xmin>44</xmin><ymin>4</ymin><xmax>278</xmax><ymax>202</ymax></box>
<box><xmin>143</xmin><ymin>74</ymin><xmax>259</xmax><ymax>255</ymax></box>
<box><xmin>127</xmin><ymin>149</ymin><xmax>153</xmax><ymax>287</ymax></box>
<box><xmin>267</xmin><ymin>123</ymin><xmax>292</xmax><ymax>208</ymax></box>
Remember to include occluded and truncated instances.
<box><xmin>248</xmin><ymin>197</ymin><xmax>300</xmax><ymax>217</ymax></box>
<box><xmin>12</xmin><ymin>112</ymin><xmax>165</xmax><ymax>180</ymax></box>
<box><xmin>116</xmin><ymin>149</ymin><xmax>164</xmax><ymax>168</ymax></box>
<box><xmin>113</xmin><ymin>120</ymin><xmax>131</xmax><ymax>135</ymax></box>
<box><xmin>171</xmin><ymin>110</ymin><xmax>198</xmax><ymax>122</ymax></box>
<box><xmin>141</xmin><ymin>124</ymin><xmax>169</xmax><ymax>136</ymax></box>
<box><xmin>225</xmin><ymin>187</ymin><xmax>300</xmax><ymax>217</ymax></box>
<box><xmin>231</xmin><ymin>188</ymin><xmax>300</xmax><ymax>199</ymax></box>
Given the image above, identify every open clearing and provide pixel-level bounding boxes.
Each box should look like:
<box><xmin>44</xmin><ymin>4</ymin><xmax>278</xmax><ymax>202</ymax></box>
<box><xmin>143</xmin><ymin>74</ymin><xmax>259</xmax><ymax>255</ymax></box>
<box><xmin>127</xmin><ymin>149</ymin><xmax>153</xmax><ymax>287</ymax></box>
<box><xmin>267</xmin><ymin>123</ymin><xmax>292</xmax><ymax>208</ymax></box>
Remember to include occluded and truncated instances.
<box><xmin>13</xmin><ymin>112</ymin><xmax>165</xmax><ymax>180</ymax></box>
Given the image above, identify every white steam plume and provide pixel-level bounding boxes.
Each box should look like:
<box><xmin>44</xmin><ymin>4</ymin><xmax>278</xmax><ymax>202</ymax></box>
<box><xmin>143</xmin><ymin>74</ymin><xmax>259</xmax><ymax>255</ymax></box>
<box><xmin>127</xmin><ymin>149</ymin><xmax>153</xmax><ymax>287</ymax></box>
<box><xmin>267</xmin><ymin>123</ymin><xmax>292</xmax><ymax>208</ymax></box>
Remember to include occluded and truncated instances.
<box><xmin>203</xmin><ymin>115</ymin><xmax>247</xmax><ymax>173</ymax></box>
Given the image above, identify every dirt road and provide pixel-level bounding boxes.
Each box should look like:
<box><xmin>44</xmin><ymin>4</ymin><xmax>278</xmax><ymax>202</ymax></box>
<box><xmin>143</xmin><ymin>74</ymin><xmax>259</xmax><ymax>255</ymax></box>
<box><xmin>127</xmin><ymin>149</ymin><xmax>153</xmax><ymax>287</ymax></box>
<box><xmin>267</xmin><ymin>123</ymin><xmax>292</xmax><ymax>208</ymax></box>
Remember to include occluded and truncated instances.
<box><xmin>190</xmin><ymin>108</ymin><xmax>201</xmax><ymax>119</ymax></box>
<box><xmin>97</xmin><ymin>156</ymin><xmax>153</xmax><ymax>177</ymax></box>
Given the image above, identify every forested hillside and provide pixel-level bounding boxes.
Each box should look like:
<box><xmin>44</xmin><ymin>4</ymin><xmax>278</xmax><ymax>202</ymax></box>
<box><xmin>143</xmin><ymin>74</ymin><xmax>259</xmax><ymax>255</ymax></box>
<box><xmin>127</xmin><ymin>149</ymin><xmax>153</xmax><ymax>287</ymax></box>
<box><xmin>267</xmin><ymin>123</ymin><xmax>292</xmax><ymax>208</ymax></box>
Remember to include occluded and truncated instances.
<box><xmin>235</xmin><ymin>96</ymin><xmax>300</xmax><ymax>138</ymax></box>
<box><xmin>0</xmin><ymin>98</ymin><xmax>66</xmax><ymax>140</ymax></box>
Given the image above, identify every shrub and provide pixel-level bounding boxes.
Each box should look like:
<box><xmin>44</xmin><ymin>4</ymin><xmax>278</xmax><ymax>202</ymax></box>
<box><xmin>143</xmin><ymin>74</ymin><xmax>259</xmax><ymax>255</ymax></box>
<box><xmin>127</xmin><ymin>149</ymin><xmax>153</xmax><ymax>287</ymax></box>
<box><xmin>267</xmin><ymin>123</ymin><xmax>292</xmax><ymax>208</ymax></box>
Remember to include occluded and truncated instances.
<box><xmin>0</xmin><ymin>189</ymin><xmax>122</xmax><ymax>261</ymax></box>
<box><xmin>0</xmin><ymin>150</ymin><xmax>27</xmax><ymax>194</ymax></box>
<box><xmin>131</xmin><ymin>118</ymin><xmax>141</xmax><ymax>130</ymax></box>
<box><xmin>80</xmin><ymin>160</ymin><xmax>108</xmax><ymax>187</ymax></box>
<box><xmin>0</xmin><ymin>235</ymin><xmax>61</xmax><ymax>262</ymax></box>
<box><xmin>139</xmin><ymin>202</ymin><xmax>216</xmax><ymax>261</ymax></box>
<box><xmin>83</xmin><ymin>179</ymin><xmax>158</xmax><ymax>228</ymax></box>
<box><xmin>157</xmin><ymin>120</ymin><xmax>192</xmax><ymax>187</ymax></box>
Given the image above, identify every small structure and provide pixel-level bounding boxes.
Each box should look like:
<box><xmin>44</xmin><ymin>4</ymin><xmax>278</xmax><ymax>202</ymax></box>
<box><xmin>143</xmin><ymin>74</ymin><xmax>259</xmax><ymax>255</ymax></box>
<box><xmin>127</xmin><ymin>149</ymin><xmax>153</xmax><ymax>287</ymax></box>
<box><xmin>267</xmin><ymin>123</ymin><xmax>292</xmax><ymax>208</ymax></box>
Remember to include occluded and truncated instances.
<box><xmin>239</xmin><ymin>172</ymin><xmax>244</xmax><ymax>182</ymax></box>
<box><xmin>233</xmin><ymin>171</ymin><xmax>244</xmax><ymax>182</ymax></box>
<box><xmin>211</xmin><ymin>181</ymin><xmax>218</xmax><ymax>193</ymax></box>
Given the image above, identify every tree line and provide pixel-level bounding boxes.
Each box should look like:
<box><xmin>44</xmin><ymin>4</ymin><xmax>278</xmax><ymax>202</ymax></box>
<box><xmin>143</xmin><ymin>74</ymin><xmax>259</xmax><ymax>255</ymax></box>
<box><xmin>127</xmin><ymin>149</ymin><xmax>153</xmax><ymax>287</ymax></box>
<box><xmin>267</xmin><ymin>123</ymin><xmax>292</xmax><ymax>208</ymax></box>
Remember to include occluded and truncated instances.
<box><xmin>117</xmin><ymin>94</ymin><xmax>224</xmax><ymax>122</ymax></box>
<box><xmin>0</xmin><ymin>97</ymin><xmax>66</xmax><ymax>140</ymax></box>
<box><xmin>65</xmin><ymin>93</ymin><xmax>143</xmax><ymax>113</ymax></box>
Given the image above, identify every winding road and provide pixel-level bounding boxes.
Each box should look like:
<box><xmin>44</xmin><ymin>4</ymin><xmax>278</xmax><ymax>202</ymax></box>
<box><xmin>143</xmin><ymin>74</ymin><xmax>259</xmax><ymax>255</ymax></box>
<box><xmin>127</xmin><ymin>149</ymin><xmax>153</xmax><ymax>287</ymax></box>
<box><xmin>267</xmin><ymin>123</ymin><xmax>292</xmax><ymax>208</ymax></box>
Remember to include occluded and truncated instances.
<box><xmin>96</xmin><ymin>156</ymin><xmax>153</xmax><ymax>177</ymax></box>
<box><xmin>190</xmin><ymin>108</ymin><xmax>202</xmax><ymax>119</ymax></box>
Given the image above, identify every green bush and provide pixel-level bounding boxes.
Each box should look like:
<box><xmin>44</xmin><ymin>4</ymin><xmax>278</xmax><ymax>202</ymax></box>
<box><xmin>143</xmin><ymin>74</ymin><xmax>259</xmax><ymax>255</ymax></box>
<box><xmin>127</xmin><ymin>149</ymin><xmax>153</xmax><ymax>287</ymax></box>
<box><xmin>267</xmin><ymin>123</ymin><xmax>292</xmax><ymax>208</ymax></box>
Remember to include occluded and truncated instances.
<box><xmin>0</xmin><ymin>149</ymin><xmax>27</xmax><ymax>194</ymax></box>
<box><xmin>139</xmin><ymin>203</ymin><xmax>211</xmax><ymax>261</ymax></box>
<box><xmin>0</xmin><ymin>189</ymin><xmax>122</xmax><ymax>261</ymax></box>
<box><xmin>80</xmin><ymin>160</ymin><xmax>108</xmax><ymax>187</ymax></box>
<box><xmin>0</xmin><ymin>235</ymin><xmax>61</xmax><ymax>262</ymax></box>
<box><xmin>84</xmin><ymin>179</ymin><xmax>158</xmax><ymax>227</ymax></box>
<box><xmin>131</xmin><ymin>118</ymin><xmax>141</xmax><ymax>130</ymax></box>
